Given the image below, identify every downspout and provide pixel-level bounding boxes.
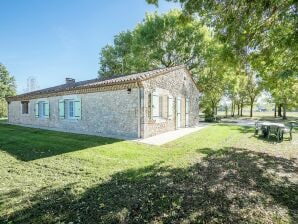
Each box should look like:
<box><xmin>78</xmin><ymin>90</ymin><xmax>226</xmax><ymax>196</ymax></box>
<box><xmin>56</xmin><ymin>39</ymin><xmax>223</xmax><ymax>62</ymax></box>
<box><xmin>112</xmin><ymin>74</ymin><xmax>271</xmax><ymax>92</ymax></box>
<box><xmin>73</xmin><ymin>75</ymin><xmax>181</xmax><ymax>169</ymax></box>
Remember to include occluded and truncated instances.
<box><xmin>136</xmin><ymin>81</ymin><xmax>143</xmax><ymax>138</ymax></box>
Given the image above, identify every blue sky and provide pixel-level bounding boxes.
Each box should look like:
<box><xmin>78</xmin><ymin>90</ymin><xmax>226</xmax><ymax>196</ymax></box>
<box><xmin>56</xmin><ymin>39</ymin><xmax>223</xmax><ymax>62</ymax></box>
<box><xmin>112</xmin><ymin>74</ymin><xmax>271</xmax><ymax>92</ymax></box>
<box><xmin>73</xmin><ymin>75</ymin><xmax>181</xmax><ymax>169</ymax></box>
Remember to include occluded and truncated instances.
<box><xmin>0</xmin><ymin>0</ymin><xmax>179</xmax><ymax>93</ymax></box>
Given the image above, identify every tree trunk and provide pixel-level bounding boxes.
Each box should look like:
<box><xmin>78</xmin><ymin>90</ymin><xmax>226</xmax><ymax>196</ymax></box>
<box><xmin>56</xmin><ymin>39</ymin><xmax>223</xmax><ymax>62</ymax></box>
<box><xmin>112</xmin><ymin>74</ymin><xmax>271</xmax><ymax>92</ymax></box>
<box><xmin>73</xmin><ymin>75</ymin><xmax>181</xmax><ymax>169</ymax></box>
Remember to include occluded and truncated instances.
<box><xmin>278</xmin><ymin>104</ymin><xmax>282</xmax><ymax>117</ymax></box>
<box><xmin>250</xmin><ymin>99</ymin><xmax>253</xmax><ymax>117</ymax></box>
<box><xmin>282</xmin><ymin>104</ymin><xmax>287</xmax><ymax>120</ymax></box>
<box><xmin>215</xmin><ymin>106</ymin><xmax>218</xmax><ymax>115</ymax></box>
<box><xmin>274</xmin><ymin>103</ymin><xmax>277</xmax><ymax>118</ymax></box>
<box><xmin>211</xmin><ymin>105</ymin><xmax>215</xmax><ymax>117</ymax></box>
<box><xmin>240</xmin><ymin>103</ymin><xmax>243</xmax><ymax>116</ymax></box>
<box><xmin>237</xmin><ymin>103</ymin><xmax>240</xmax><ymax>116</ymax></box>
<box><xmin>225</xmin><ymin>106</ymin><xmax>228</xmax><ymax>118</ymax></box>
<box><xmin>231</xmin><ymin>101</ymin><xmax>234</xmax><ymax>117</ymax></box>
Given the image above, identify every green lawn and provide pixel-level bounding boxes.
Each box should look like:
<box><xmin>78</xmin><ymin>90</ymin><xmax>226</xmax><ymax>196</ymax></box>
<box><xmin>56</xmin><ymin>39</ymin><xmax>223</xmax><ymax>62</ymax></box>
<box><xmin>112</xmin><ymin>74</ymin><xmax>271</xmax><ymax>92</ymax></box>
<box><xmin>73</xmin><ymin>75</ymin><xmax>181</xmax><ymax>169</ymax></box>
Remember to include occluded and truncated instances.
<box><xmin>0</xmin><ymin>117</ymin><xmax>7</xmax><ymax>123</ymax></box>
<box><xmin>0</xmin><ymin>123</ymin><xmax>297</xmax><ymax>223</ymax></box>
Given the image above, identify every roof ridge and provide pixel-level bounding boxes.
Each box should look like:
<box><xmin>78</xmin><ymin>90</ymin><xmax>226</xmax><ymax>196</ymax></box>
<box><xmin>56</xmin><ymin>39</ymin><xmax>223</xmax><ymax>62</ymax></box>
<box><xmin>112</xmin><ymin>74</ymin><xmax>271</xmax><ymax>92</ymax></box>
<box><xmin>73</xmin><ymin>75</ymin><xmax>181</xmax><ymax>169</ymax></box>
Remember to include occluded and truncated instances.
<box><xmin>99</xmin><ymin>64</ymin><xmax>184</xmax><ymax>80</ymax></box>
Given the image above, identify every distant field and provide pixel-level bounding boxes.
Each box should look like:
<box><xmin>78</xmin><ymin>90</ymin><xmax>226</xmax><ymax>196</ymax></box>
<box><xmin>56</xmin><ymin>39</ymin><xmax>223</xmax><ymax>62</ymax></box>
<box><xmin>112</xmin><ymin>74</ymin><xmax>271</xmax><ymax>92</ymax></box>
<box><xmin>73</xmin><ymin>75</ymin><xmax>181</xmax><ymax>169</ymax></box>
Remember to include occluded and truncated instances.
<box><xmin>216</xmin><ymin>111</ymin><xmax>298</xmax><ymax>119</ymax></box>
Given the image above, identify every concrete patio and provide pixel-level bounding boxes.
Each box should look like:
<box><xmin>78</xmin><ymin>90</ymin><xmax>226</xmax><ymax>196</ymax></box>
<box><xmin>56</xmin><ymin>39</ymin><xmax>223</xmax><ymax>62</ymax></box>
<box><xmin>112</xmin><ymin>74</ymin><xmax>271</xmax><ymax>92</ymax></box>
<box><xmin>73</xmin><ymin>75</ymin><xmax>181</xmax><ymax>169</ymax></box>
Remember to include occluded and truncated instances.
<box><xmin>134</xmin><ymin>123</ymin><xmax>210</xmax><ymax>146</ymax></box>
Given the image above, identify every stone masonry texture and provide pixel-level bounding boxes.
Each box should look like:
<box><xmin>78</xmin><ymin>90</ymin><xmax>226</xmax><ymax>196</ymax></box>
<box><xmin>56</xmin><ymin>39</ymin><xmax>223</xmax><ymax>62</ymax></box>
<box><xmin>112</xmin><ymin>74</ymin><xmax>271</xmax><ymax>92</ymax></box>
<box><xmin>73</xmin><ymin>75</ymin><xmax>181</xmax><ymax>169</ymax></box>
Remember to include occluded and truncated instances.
<box><xmin>8</xmin><ymin>67</ymin><xmax>199</xmax><ymax>139</ymax></box>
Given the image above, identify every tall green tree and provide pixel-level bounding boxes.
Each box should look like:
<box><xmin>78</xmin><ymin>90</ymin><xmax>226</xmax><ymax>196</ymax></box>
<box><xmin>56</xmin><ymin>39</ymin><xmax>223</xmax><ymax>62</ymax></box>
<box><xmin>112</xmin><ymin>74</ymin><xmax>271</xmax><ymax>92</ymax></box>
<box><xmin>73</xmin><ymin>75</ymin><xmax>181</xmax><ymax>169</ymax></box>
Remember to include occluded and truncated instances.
<box><xmin>99</xmin><ymin>9</ymin><xmax>250</xmax><ymax>119</ymax></box>
<box><xmin>0</xmin><ymin>63</ymin><xmax>16</xmax><ymax>117</ymax></box>
<box><xmin>148</xmin><ymin>0</ymin><xmax>297</xmax><ymax>117</ymax></box>
<box><xmin>197</xmin><ymin>38</ymin><xmax>232</xmax><ymax>118</ymax></box>
<box><xmin>251</xmin><ymin>25</ymin><xmax>298</xmax><ymax>119</ymax></box>
<box><xmin>261</xmin><ymin>70</ymin><xmax>298</xmax><ymax>119</ymax></box>
<box><xmin>246</xmin><ymin>73</ymin><xmax>262</xmax><ymax>117</ymax></box>
<box><xmin>226</xmin><ymin>73</ymin><xmax>242</xmax><ymax>117</ymax></box>
<box><xmin>98</xmin><ymin>31</ymin><xmax>147</xmax><ymax>77</ymax></box>
<box><xmin>98</xmin><ymin>10</ymin><xmax>209</xmax><ymax>78</ymax></box>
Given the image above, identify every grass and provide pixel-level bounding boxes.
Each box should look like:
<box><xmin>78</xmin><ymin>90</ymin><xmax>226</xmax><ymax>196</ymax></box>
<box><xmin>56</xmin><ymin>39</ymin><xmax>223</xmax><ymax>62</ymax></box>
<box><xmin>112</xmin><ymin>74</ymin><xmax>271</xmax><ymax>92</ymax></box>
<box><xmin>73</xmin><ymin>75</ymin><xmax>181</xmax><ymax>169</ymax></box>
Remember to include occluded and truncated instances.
<box><xmin>0</xmin><ymin>117</ymin><xmax>7</xmax><ymax>123</ymax></box>
<box><xmin>0</xmin><ymin>123</ymin><xmax>297</xmax><ymax>223</ymax></box>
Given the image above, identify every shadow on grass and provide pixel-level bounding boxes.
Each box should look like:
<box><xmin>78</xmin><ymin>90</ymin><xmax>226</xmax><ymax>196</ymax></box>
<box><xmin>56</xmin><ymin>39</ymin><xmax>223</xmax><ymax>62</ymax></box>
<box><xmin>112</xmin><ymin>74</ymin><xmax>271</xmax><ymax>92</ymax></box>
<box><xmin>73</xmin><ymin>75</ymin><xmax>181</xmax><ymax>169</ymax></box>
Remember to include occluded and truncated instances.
<box><xmin>0</xmin><ymin>189</ymin><xmax>22</xmax><ymax>208</ymax></box>
<box><xmin>0</xmin><ymin>124</ymin><xmax>122</xmax><ymax>161</ymax></box>
<box><xmin>253</xmin><ymin>132</ymin><xmax>294</xmax><ymax>143</ymax></box>
<box><xmin>218</xmin><ymin>124</ymin><xmax>295</xmax><ymax>143</ymax></box>
<box><xmin>2</xmin><ymin>147</ymin><xmax>297</xmax><ymax>223</ymax></box>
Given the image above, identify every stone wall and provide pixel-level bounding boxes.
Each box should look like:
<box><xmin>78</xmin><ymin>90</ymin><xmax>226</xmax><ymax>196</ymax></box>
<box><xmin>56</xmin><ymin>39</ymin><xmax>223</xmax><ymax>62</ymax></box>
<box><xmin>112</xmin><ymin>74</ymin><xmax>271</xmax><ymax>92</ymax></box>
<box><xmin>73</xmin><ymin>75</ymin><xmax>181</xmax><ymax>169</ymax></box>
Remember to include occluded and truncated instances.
<box><xmin>142</xmin><ymin>67</ymin><xmax>200</xmax><ymax>138</ymax></box>
<box><xmin>8</xmin><ymin>67</ymin><xmax>199</xmax><ymax>139</ymax></box>
<box><xmin>8</xmin><ymin>88</ymin><xmax>140</xmax><ymax>139</ymax></box>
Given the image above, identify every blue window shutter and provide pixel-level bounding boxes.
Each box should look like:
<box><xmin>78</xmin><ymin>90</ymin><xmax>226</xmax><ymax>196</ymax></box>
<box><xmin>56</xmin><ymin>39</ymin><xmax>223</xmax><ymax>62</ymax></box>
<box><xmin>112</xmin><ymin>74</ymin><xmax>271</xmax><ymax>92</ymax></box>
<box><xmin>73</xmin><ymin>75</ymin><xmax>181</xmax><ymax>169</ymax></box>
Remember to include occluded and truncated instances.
<box><xmin>44</xmin><ymin>101</ymin><xmax>50</xmax><ymax>118</ymax></box>
<box><xmin>74</xmin><ymin>99</ymin><xmax>81</xmax><ymax>120</ymax></box>
<box><xmin>59</xmin><ymin>100</ymin><xmax>65</xmax><ymax>119</ymax></box>
<box><xmin>35</xmin><ymin>103</ymin><xmax>39</xmax><ymax>118</ymax></box>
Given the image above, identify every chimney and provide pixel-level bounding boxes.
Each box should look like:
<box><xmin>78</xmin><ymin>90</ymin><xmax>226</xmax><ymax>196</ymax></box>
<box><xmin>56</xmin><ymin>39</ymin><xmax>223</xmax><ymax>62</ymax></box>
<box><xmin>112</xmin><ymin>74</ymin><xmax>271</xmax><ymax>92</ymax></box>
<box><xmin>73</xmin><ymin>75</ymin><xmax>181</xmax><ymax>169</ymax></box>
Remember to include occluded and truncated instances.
<box><xmin>65</xmin><ymin>78</ymin><xmax>75</xmax><ymax>85</ymax></box>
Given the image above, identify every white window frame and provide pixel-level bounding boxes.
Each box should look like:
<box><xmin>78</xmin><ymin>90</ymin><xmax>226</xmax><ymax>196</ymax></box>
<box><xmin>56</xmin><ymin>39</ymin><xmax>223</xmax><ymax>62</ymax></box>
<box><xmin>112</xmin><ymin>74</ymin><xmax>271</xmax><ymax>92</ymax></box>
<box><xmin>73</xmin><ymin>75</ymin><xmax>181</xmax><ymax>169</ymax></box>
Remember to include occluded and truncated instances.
<box><xmin>40</xmin><ymin>102</ymin><xmax>46</xmax><ymax>117</ymax></box>
<box><xmin>151</xmin><ymin>91</ymin><xmax>172</xmax><ymax>122</ymax></box>
<box><xmin>36</xmin><ymin>101</ymin><xmax>49</xmax><ymax>119</ymax></box>
<box><xmin>152</xmin><ymin>93</ymin><xmax>160</xmax><ymax>119</ymax></box>
<box><xmin>67</xmin><ymin>100</ymin><xmax>76</xmax><ymax>119</ymax></box>
<box><xmin>60</xmin><ymin>96</ymin><xmax>82</xmax><ymax>121</ymax></box>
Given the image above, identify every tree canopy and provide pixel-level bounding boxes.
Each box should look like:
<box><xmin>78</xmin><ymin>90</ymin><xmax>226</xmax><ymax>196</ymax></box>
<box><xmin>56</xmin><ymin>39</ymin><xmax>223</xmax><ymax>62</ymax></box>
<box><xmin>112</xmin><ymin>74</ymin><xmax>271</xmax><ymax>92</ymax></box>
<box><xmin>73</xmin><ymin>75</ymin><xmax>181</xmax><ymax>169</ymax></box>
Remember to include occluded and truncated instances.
<box><xmin>99</xmin><ymin>2</ymin><xmax>297</xmax><ymax>119</ymax></box>
<box><xmin>98</xmin><ymin>10</ymin><xmax>236</xmax><ymax>118</ymax></box>
<box><xmin>146</xmin><ymin>0</ymin><xmax>297</xmax><ymax>119</ymax></box>
<box><xmin>98</xmin><ymin>10</ymin><xmax>210</xmax><ymax>77</ymax></box>
<box><xmin>0</xmin><ymin>63</ymin><xmax>16</xmax><ymax>117</ymax></box>
<box><xmin>147</xmin><ymin>0</ymin><xmax>297</xmax><ymax>51</ymax></box>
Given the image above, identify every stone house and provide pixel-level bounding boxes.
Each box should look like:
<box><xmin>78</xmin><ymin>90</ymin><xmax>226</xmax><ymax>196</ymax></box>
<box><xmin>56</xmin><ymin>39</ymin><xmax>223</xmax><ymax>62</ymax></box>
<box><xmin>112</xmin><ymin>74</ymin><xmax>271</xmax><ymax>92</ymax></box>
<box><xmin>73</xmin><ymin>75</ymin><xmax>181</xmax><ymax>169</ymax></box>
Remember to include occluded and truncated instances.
<box><xmin>6</xmin><ymin>65</ymin><xmax>200</xmax><ymax>139</ymax></box>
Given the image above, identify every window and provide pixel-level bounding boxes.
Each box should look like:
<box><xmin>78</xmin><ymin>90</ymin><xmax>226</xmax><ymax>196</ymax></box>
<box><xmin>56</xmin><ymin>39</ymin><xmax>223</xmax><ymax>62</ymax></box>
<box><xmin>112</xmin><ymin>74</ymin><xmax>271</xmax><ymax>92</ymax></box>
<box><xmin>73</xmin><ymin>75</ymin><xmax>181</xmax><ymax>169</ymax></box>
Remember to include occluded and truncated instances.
<box><xmin>21</xmin><ymin>101</ymin><xmax>29</xmax><ymax>114</ymax></box>
<box><xmin>152</xmin><ymin>93</ymin><xmax>160</xmax><ymax>118</ymax></box>
<box><xmin>151</xmin><ymin>92</ymin><xmax>170</xmax><ymax>120</ymax></box>
<box><xmin>59</xmin><ymin>99</ymin><xmax>81</xmax><ymax>120</ymax></box>
<box><xmin>39</xmin><ymin>102</ymin><xmax>45</xmax><ymax>117</ymax></box>
<box><xmin>68</xmin><ymin>100</ymin><xmax>75</xmax><ymax>119</ymax></box>
<box><xmin>35</xmin><ymin>101</ymin><xmax>49</xmax><ymax>118</ymax></box>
